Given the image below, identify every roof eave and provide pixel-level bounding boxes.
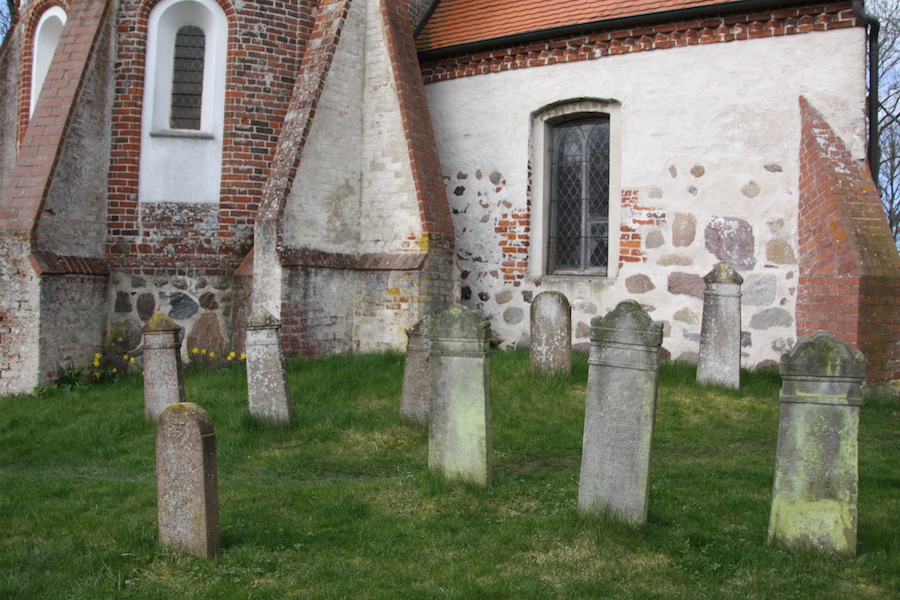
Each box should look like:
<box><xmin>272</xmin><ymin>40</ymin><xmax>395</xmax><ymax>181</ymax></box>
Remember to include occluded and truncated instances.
<box><xmin>416</xmin><ymin>0</ymin><xmax>827</xmax><ymax>62</ymax></box>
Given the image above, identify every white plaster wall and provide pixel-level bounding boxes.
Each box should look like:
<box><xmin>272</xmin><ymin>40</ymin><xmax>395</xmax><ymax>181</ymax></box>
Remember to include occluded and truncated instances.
<box><xmin>425</xmin><ymin>29</ymin><xmax>867</xmax><ymax>368</ymax></box>
<box><xmin>284</xmin><ymin>0</ymin><xmax>366</xmax><ymax>252</ymax></box>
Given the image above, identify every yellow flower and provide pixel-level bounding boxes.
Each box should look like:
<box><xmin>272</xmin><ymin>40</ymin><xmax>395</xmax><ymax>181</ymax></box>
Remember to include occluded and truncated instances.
<box><xmin>201</xmin><ymin>349</ymin><xmax>207</xmax><ymax>355</ymax></box>
<box><xmin>93</xmin><ymin>360</ymin><xmax>100</xmax><ymax>367</ymax></box>
<box><xmin>111</xmin><ymin>368</ymin><xmax>117</xmax><ymax>373</ymax></box>
<box><xmin>129</xmin><ymin>357</ymin><xmax>135</xmax><ymax>363</ymax></box>
<box><xmin>95</xmin><ymin>353</ymin><xmax>102</xmax><ymax>359</ymax></box>
<box><xmin>192</xmin><ymin>348</ymin><xmax>199</xmax><ymax>354</ymax></box>
<box><xmin>123</xmin><ymin>354</ymin><xmax>129</xmax><ymax>361</ymax></box>
<box><xmin>240</xmin><ymin>353</ymin><xmax>247</xmax><ymax>360</ymax></box>
<box><xmin>227</xmin><ymin>355</ymin><xmax>233</xmax><ymax>361</ymax></box>
<box><xmin>209</xmin><ymin>352</ymin><xmax>215</xmax><ymax>358</ymax></box>
<box><xmin>94</xmin><ymin>372</ymin><xmax>101</xmax><ymax>378</ymax></box>
<box><xmin>228</xmin><ymin>352</ymin><xmax>236</xmax><ymax>358</ymax></box>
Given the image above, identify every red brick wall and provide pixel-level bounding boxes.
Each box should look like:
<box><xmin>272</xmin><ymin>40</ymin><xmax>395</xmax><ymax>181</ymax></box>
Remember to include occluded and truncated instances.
<box><xmin>420</xmin><ymin>3</ymin><xmax>857</xmax><ymax>84</ymax></box>
<box><xmin>107</xmin><ymin>0</ymin><xmax>315</xmax><ymax>275</ymax></box>
<box><xmin>797</xmin><ymin>96</ymin><xmax>900</xmax><ymax>382</ymax></box>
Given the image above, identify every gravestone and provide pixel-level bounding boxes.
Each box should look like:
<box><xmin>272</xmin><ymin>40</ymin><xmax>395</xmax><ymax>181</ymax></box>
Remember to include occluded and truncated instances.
<box><xmin>429</xmin><ymin>305</ymin><xmax>492</xmax><ymax>486</ymax></box>
<box><xmin>400</xmin><ymin>317</ymin><xmax>431</xmax><ymax>423</ymax></box>
<box><xmin>530</xmin><ymin>291</ymin><xmax>572</xmax><ymax>375</ymax></box>
<box><xmin>245</xmin><ymin>307</ymin><xmax>293</xmax><ymax>424</ymax></box>
<box><xmin>697</xmin><ymin>262</ymin><xmax>743</xmax><ymax>388</ymax></box>
<box><xmin>768</xmin><ymin>331</ymin><xmax>865</xmax><ymax>554</ymax></box>
<box><xmin>579</xmin><ymin>300</ymin><xmax>663</xmax><ymax>525</ymax></box>
<box><xmin>156</xmin><ymin>402</ymin><xmax>220</xmax><ymax>558</ymax></box>
<box><xmin>142</xmin><ymin>312</ymin><xmax>186</xmax><ymax>420</ymax></box>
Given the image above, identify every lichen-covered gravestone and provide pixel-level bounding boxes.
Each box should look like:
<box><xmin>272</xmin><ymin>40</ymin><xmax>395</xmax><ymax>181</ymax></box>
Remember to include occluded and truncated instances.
<box><xmin>697</xmin><ymin>262</ymin><xmax>743</xmax><ymax>388</ymax></box>
<box><xmin>429</xmin><ymin>305</ymin><xmax>492</xmax><ymax>486</ymax></box>
<box><xmin>142</xmin><ymin>312</ymin><xmax>186</xmax><ymax>420</ymax></box>
<box><xmin>530</xmin><ymin>291</ymin><xmax>572</xmax><ymax>375</ymax></box>
<box><xmin>768</xmin><ymin>332</ymin><xmax>864</xmax><ymax>555</ymax></box>
<box><xmin>578</xmin><ymin>300</ymin><xmax>663</xmax><ymax>525</ymax></box>
<box><xmin>156</xmin><ymin>403</ymin><xmax>220</xmax><ymax>558</ymax></box>
<box><xmin>400</xmin><ymin>317</ymin><xmax>431</xmax><ymax>423</ymax></box>
<box><xmin>245</xmin><ymin>307</ymin><xmax>293</xmax><ymax>424</ymax></box>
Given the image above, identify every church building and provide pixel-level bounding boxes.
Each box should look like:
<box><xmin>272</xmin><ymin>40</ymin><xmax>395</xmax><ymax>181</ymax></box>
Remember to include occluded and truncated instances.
<box><xmin>1</xmin><ymin>0</ymin><xmax>898</xmax><ymax>396</ymax></box>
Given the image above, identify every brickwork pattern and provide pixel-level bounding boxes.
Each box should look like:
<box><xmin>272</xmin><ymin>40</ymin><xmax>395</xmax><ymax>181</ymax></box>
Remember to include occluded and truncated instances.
<box><xmin>619</xmin><ymin>190</ymin><xmax>666</xmax><ymax>269</ymax></box>
<box><xmin>797</xmin><ymin>96</ymin><xmax>900</xmax><ymax>382</ymax></box>
<box><xmin>107</xmin><ymin>0</ymin><xmax>313</xmax><ymax>274</ymax></box>
<box><xmin>2</xmin><ymin>0</ymin><xmax>109</xmax><ymax>234</ymax></box>
<box><xmin>419</xmin><ymin>3</ymin><xmax>857</xmax><ymax>84</ymax></box>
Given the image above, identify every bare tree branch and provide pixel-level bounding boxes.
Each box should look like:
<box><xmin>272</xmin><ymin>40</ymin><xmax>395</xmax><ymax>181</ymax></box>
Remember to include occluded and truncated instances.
<box><xmin>869</xmin><ymin>0</ymin><xmax>900</xmax><ymax>248</ymax></box>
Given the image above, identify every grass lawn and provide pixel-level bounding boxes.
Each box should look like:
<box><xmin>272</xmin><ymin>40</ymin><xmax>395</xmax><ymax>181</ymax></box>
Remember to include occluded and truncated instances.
<box><xmin>0</xmin><ymin>350</ymin><xmax>897</xmax><ymax>599</ymax></box>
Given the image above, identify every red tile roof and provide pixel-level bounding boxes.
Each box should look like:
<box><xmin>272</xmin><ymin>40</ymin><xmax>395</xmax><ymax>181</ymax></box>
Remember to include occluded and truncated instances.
<box><xmin>416</xmin><ymin>0</ymin><xmax>750</xmax><ymax>52</ymax></box>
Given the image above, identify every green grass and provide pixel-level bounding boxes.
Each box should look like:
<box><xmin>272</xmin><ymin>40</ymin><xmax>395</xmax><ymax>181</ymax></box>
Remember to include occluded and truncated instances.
<box><xmin>0</xmin><ymin>350</ymin><xmax>897</xmax><ymax>599</ymax></box>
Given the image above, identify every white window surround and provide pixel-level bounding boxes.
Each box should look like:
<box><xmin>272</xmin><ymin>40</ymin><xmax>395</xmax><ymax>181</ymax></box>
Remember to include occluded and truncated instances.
<box><xmin>139</xmin><ymin>0</ymin><xmax>227</xmax><ymax>204</ymax></box>
<box><xmin>31</xmin><ymin>6</ymin><xmax>67</xmax><ymax>116</ymax></box>
<box><xmin>529</xmin><ymin>98</ymin><xmax>622</xmax><ymax>280</ymax></box>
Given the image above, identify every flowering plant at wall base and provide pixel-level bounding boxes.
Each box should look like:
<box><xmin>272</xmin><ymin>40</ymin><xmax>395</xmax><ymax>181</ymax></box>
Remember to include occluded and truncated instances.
<box><xmin>47</xmin><ymin>352</ymin><xmax>142</xmax><ymax>392</ymax></box>
<box><xmin>182</xmin><ymin>348</ymin><xmax>246</xmax><ymax>371</ymax></box>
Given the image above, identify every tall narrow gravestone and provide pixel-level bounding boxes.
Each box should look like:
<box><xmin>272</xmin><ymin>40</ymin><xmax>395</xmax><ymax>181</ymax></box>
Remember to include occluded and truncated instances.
<box><xmin>768</xmin><ymin>332</ymin><xmax>865</xmax><ymax>555</ymax></box>
<box><xmin>429</xmin><ymin>305</ymin><xmax>492</xmax><ymax>486</ymax></box>
<box><xmin>530</xmin><ymin>291</ymin><xmax>572</xmax><ymax>375</ymax></box>
<box><xmin>245</xmin><ymin>307</ymin><xmax>293</xmax><ymax>424</ymax></box>
<box><xmin>157</xmin><ymin>402</ymin><xmax>220</xmax><ymax>558</ymax></box>
<box><xmin>697</xmin><ymin>262</ymin><xmax>743</xmax><ymax>388</ymax></box>
<box><xmin>142</xmin><ymin>313</ymin><xmax>186</xmax><ymax>420</ymax></box>
<box><xmin>400</xmin><ymin>317</ymin><xmax>431</xmax><ymax>424</ymax></box>
<box><xmin>579</xmin><ymin>300</ymin><xmax>663</xmax><ymax>525</ymax></box>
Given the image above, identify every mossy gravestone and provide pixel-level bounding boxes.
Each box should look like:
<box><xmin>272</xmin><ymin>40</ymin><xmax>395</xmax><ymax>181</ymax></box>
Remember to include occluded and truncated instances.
<box><xmin>246</xmin><ymin>307</ymin><xmax>293</xmax><ymax>424</ymax></box>
<box><xmin>768</xmin><ymin>332</ymin><xmax>864</xmax><ymax>555</ymax></box>
<box><xmin>142</xmin><ymin>312</ymin><xmax>186</xmax><ymax>420</ymax></box>
<box><xmin>429</xmin><ymin>305</ymin><xmax>492</xmax><ymax>486</ymax></box>
<box><xmin>697</xmin><ymin>262</ymin><xmax>743</xmax><ymax>388</ymax></box>
<box><xmin>530</xmin><ymin>291</ymin><xmax>572</xmax><ymax>376</ymax></box>
<box><xmin>578</xmin><ymin>300</ymin><xmax>663</xmax><ymax>525</ymax></box>
<box><xmin>157</xmin><ymin>403</ymin><xmax>220</xmax><ymax>558</ymax></box>
<box><xmin>400</xmin><ymin>317</ymin><xmax>431</xmax><ymax>424</ymax></box>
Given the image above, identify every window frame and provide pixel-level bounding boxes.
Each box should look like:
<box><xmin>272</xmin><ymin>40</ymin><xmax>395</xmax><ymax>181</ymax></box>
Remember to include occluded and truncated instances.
<box><xmin>143</xmin><ymin>0</ymin><xmax>226</xmax><ymax>137</ymax></box>
<box><xmin>139</xmin><ymin>0</ymin><xmax>227</xmax><ymax>204</ymax></box>
<box><xmin>529</xmin><ymin>98</ymin><xmax>622</xmax><ymax>279</ymax></box>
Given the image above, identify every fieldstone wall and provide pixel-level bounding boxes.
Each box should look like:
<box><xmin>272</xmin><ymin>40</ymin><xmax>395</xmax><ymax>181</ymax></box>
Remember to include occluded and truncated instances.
<box><xmin>107</xmin><ymin>271</ymin><xmax>238</xmax><ymax>358</ymax></box>
<box><xmin>426</xmin><ymin>23</ymin><xmax>866</xmax><ymax>369</ymax></box>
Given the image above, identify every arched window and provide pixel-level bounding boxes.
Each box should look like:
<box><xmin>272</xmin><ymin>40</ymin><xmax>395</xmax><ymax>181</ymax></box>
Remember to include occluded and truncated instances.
<box><xmin>530</xmin><ymin>99</ymin><xmax>622</xmax><ymax>278</ymax></box>
<box><xmin>31</xmin><ymin>6</ymin><xmax>67</xmax><ymax>116</ymax></box>
<box><xmin>139</xmin><ymin>0</ymin><xmax>227</xmax><ymax>204</ymax></box>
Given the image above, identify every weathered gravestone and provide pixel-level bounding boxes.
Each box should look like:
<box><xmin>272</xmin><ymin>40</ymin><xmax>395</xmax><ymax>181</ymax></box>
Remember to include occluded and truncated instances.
<box><xmin>429</xmin><ymin>305</ymin><xmax>492</xmax><ymax>486</ymax></box>
<box><xmin>768</xmin><ymin>331</ymin><xmax>864</xmax><ymax>555</ymax></box>
<box><xmin>579</xmin><ymin>300</ymin><xmax>663</xmax><ymax>525</ymax></box>
<box><xmin>156</xmin><ymin>402</ymin><xmax>220</xmax><ymax>558</ymax></box>
<box><xmin>245</xmin><ymin>307</ymin><xmax>293</xmax><ymax>424</ymax></box>
<box><xmin>530</xmin><ymin>291</ymin><xmax>572</xmax><ymax>375</ymax></box>
<box><xmin>400</xmin><ymin>317</ymin><xmax>431</xmax><ymax>423</ymax></box>
<box><xmin>142</xmin><ymin>312</ymin><xmax>186</xmax><ymax>420</ymax></box>
<box><xmin>697</xmin><ymin>262</ymin><xmax>743</xmax><ymax>388</ymax></box>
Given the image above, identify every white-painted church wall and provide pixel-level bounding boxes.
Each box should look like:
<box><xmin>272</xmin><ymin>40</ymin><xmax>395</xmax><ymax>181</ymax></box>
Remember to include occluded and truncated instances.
<box><xmin>425</xmin><ymin>28</ymin><xmax>867</xmax><ymax>367</ymax></box>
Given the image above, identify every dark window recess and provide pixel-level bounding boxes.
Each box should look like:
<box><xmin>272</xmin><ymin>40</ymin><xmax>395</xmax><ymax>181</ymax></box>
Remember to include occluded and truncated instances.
<box><xmin>170</xmin><ymin>25</ymin><xmax>205</xmax><ymax>130</ymax></box>
<box><xmin>548</xmin><ymin>117</ymin><xmax>610</xmax><ymax>274</ymax></box>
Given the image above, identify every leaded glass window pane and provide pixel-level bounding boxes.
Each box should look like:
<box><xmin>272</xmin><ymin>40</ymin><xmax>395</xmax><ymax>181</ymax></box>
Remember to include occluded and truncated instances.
<box><xmin>548</xmin><ymin>117</ymin><xmax>610</xmax><ymax>274</ymax></box>
<box><xmin>170</xmin><ymin>25</ymin><xmax>205</xmax><ymax>130</ymax></box>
